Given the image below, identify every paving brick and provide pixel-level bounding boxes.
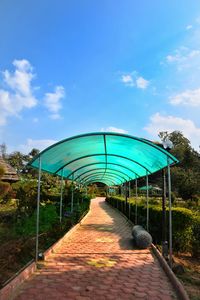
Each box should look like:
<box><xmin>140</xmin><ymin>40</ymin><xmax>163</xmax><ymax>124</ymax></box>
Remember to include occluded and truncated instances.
<box><xmin>12</xmin><ymin>197</ymin><xmax>177</xmax><ymax>300</ymax></box>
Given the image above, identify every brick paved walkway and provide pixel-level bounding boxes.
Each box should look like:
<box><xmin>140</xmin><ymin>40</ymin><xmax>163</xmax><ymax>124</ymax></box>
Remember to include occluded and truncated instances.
<box><xmin>14</xmin><ymin>197</ymin><xmax>177</xmax><ymax>300</ymax></box>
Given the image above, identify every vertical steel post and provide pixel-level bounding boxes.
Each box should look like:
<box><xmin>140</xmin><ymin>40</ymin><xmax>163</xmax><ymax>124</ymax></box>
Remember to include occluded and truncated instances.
<box><xmin>71</xmin><ymin>174</ymin><xmax>74</xmax><ymax>213</ymax></box>
<box><xmin>59</xmin><ymin>169</ymin><xmax>64</xmax><ymax>223</ymax></box>
<box><xmin>128</xmin><ymin>181</ymin><xmax>131</xmax><ymax>219</ymax></box>
<box><xmin>125</xmin><ymin>181</ymin><xmax>128</xmax><ymax>214</ymax></box>
<box><xmin>135</xmin><ymin>178</ymin><xmax>138</xmax><ymax>224</ymax></box>
<box><xmin>167</xmin><ymin>158</ymin><xmax>173</xmax><ymax>268</ymax></box>
<box><xmin>146</xmin><ymin>172</ymin><xmax>149</xmax><ymax>231</ymax></box>
<box><xmin>162</xmin><ymin>168</ymin><xmax>168</xmax><ymax>258</ymax></box>
<box><xmin>36</xmin><ymin>156</ymin><xmax>42</xmax><ymax>262</ymax></box>
<box><xmin>117</xmin><ymin>187</ymin><xmax>119</xmax><ymax>209</ymax></box>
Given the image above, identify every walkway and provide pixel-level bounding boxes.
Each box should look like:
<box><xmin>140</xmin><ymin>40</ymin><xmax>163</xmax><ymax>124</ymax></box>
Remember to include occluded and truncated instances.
<box><xmin>14</xmin><ymin>198</ymin><xmax>177</xmax><ymax>300</ymax></box>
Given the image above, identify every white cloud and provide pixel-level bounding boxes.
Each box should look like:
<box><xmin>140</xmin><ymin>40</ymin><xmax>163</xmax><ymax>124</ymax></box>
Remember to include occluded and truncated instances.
<box><xmin>169</xmin><ymin>88</ymin><xmax>200</xmax><ymax>107</ymax></box>
<box><xmin>165</xmin><ymin>47</ymin><xmax>200</xmax><ymax>70</ymax></box>
<box><xmin>136</xmin><ymin>76</ymin><xmax>149</xmax><ymax>89</ymax></box>
<box><xmin>121</xmin><ymin>74</ymin><xmax>134</xmax><ymax>87</ymax></box>
<box><xmin>101</xmin><ymin>126</ymin><xmax>128</xmax><ymax>134</ymax></box>
<box><xmin>44</xmin><ymin>86</ymin><xmax>65</xmax><ymax>119</ymax></box>
<box><xmin>18</xmin><ymin>138</ymin><xmax>57</xmax><ymax>154</ymax></box>
<box><xmin>121</xmin><ymin>72</ymin><xmax>149</xmax><ymax>89</ymax></box>
<box><xmin>144</xmin><ymin>113</ymin><xmax>200</xmax><ymax>151</ymax></box>
<box><xmin>186</xmin><ymin>25</ymin><xmax>193</xmax><ymax>30</ymax></box>
<box><xmin>0</xmin><ymin>60</ymin><xmax>65</xmax><ymax>126</ymax></box>
<box><xmin>0</xmin><ymin>59</ymin><xmax>37</xmax><ymax>125</ymax></box>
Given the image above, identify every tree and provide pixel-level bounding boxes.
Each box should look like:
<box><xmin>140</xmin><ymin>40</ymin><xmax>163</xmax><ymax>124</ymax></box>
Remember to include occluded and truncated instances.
<box><xmin>6</xmin><ymin>151</ymin><xmax>29</xmax><ymax>174</ymax></box>
<box><xmin>28</xmin><ymin>148</ymin><xmax>40</xmax><ymax>159</ymax></box>
<box><xmin>159</xmin><ymin>131</ymin><xmax>200</xmax><ymax>200</ymax></box>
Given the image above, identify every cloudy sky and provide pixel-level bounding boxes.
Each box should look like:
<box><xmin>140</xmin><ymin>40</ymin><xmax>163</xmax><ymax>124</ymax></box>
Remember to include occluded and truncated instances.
<box><xmin>0</xmin><ymin>0</ymin><xmax>200</xmax><ymax>153</ymax></box>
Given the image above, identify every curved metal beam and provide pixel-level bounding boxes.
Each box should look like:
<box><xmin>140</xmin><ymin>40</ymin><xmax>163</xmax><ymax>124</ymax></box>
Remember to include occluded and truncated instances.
<box><xmin>86</xmin><ymin>180</ymin><xmax>115</xmax><ymax>186</ymax></box>
<box><xmin>55</xmin><ymin>153</ymin><xmax>151</xmax><ymax>174</ymax></box>
<box><xmin>83</xmin><ymin>174</ymin><xmax>122</xmax><ymax>185</ymax></box>
<box><xmin>74</xmin><ymin>167</ymin><xmax>130</xmax><ymax>182</ymax></box>
<box><xmin>85</xmin><ymin>177</ymin><xmax>116</xmax><ymax>186</ymax></box>
<box><xmin>66</xmin><ymin>162</ymin><xmax>138</xmax><ymax>179</ymax></box>
<box><xmin>79</xmin><ymin>171</ymin><xmax>126</xmax><ymax>184</ymax></box>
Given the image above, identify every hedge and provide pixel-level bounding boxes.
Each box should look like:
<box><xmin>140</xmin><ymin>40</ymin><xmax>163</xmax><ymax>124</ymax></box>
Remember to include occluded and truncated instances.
<box><xmin>106</xmin><ymin>196</ymin><xmax>200</xmax><ymax>258</ymax></box>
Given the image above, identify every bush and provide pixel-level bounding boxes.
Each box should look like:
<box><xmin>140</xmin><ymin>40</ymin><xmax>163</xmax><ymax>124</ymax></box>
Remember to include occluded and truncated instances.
<box><xmin>106</xmin><ymin>196</ymin><xmax>200</xmax><ymax>257</ymax></box>
<box><xmin>16</xmin><ymin>204</ymin><xmax>58</xmax><ymax>236</ymax></box>
<box><xmin>191</xmin><ymin>216</ymin><xmax>200</xmax><ymax>258</ymax></box>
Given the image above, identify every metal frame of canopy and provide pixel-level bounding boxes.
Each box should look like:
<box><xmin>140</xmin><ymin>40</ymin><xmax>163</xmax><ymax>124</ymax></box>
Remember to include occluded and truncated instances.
<box><xmin>28</xmin><ymin>132</ymin><xmax>178</xmax><ymax>268</ymax></box>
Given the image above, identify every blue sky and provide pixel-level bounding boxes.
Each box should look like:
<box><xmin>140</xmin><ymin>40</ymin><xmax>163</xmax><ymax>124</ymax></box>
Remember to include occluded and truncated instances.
<box><xmin>0</xmin><ymin>0</ymin><xmax>200</xmax><ymax>153</ymax></box>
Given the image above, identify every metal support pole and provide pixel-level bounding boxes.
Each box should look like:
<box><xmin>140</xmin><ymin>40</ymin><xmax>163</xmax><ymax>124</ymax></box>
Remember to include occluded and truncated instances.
<box><xmin>146</xmin><ymin>172</ymin><xmax>149</xmax><ymax>231</ymax></box>
<box><xmin>71</xmin><ymin>175</ymin><xmax>74</xmax><ymax>213</ymax></box>
<box><xmin>36</xmin><ymin>156</ymin><xmax>42</xmax><ymax>262</ymax></box>
<box><xmin>135</xmin><ymin>178</ymin><xmax>138</xmax><ymax>224</ymax></box>
<box><xmin>128</xmin><ymin>181</ymin><xmax>131</xmax><ymax>219</ymax></box>
<box><xmin>125</xmin><ymin>181</ymin><xmax>128</xmax><ymax>214</ymax></box>
<box><xmin>162</xmin><ymin>168</ymin><xmax>168</xmax><ymax>258</ymax></box>
<box><xmin>167</xmin><ymin>158</ymin><xmax>173</xmax><ymax>268</ymax></box>
<box><xmin>59</xmin><ymin>169</ymin><xmax>64</xmax><ymax>223</ymax></box>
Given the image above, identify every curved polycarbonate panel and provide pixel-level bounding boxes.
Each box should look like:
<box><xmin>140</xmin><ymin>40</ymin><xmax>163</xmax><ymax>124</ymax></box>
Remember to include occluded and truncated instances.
<box><xmin>84</xmin><ymin>175</ymin><xmax>122</xmax><ymax>185</ymax></box>
<box><xmin>75</xmin><ymin>168</ymin><xmax>130</xmax><ymax>182</ymax></box>
<box><xmin>29</xmin><ymin>132</ymin><xmax>178</xmax><ymax>186</ymax></box>
<box><xmin>79</xmin><ymin>171</ymin><xmax>126</xmax><ymax>183</ymax></box>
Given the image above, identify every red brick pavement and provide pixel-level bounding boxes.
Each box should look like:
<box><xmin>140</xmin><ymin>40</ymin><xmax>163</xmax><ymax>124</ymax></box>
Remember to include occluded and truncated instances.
<box><xmin>13</xmin><ymin>197</ymin><xmax>177</xmax><ymax>300</ymax></box>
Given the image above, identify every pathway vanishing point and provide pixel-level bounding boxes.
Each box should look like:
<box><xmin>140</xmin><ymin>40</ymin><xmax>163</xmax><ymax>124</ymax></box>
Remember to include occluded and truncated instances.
<box><xmin>13</xmin><ymin>197</ymin><xmax>177</xmax><ymax>300</ymax></box>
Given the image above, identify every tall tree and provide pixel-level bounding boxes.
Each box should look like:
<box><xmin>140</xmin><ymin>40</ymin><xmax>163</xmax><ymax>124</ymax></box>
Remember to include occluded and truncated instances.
<box><xmin>159</xmin><ymin>131</ymin><xmax>200</xmax><ymax>200</ymax></box>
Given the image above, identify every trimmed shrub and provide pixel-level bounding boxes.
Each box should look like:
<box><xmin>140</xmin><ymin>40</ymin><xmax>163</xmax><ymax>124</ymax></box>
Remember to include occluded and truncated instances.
<box><xmin>106</xmin><ymin>196</ymin><xmax>200</xmax><ymax>257</ymax></box>
<box><xmin>191</xmin><ymin>216</ymin><xmax>200</xmax><ymax>258</ymax></box>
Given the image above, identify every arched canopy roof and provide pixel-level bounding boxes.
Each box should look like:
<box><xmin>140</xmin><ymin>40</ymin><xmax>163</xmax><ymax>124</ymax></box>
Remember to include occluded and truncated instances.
<box><xmin>28</xmin><ymin>132</ymin><xmax>178</xmax><ymax>186</ymax></box>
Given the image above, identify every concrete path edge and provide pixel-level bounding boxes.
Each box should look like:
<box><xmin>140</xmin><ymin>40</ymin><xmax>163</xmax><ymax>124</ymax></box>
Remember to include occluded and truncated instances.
<box><xmin>43</xmin><ymin>208</ymin><xmax>91</xmax><ymax>259</ymax></box>
<box><xmin>151</xmin><ymin>244</ymin><xmax>190</xmax><ymax>300</ymax></box>
<box><xmin>0</xmin><ymin>261</ymin><xmax>36</xmax><ymax>300</ymax></box>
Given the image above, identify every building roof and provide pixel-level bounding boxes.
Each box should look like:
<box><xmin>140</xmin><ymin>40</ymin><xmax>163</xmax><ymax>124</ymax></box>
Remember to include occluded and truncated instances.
<box><xmin>0</xmin><ymin>157</ymin><xmax>19</xmax><ymax>182</ymax></box>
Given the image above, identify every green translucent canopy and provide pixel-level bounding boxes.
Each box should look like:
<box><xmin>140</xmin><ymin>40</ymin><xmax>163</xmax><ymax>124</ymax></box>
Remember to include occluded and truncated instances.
<box><xmin>29</xmin><ymin>132</ymin><xmax>178</xmax><ymax>186</ymax></box>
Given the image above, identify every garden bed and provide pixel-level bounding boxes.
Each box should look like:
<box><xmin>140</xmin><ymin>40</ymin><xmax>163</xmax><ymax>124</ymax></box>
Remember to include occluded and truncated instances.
<box><xmin>0</xmin><ymin>198</ymin><xmax>90</xmax><ymax>287</ymax></box>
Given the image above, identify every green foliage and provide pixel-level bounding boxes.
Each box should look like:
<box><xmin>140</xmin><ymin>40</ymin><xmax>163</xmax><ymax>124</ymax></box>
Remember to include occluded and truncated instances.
<box><xmin>191</xmin><ymin>216</ymin><xmax>200</xmax><ymax>258</ymax></box>
<box><xmin>12</xmin><ymin>173</ymin><xmax>61</xmax><ymax>216</ymax></box>
<box><xmin>16</xmin><ymin>204</ymin><xmax>58</xmax><ymax>236</ymax></box>
<box><xmin>159</xmin><ymin>131</ymin><xmax>200</xmax><ymax>200</ymax></box>
<box><xmin>13</xmin><ymin>179</ymin><xmax>38</xmax><ymax>215</ymax></box>
<box><xmin>6</xmin><ymin>151</ymin><xmax>29</xmax><ymax>174</ymax></box>
<box><xmin>107</xmin><ymin>196</ymin><xmax>200</xmax><ymax>258</ymax></box>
